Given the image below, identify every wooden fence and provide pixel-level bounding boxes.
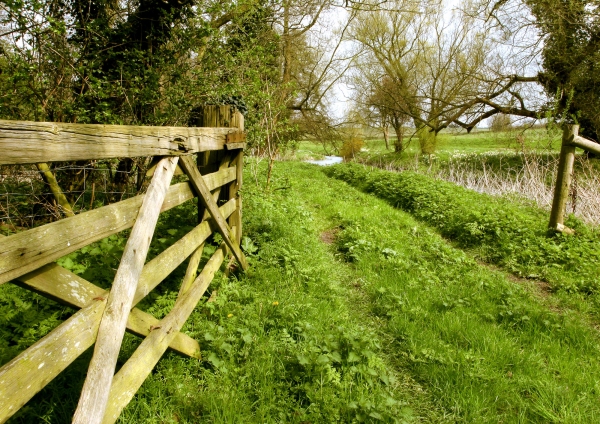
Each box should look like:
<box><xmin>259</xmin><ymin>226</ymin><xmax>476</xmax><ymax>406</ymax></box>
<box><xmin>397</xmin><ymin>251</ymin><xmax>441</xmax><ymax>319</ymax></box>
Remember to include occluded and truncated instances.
<box><xmin>0</xmin><ymin>106</ymin><xmax>248</xmax><ymax>423</ymax></box>
<box><xmin>549</xmin><ymin>124</ymin><xmax>600</xmax><ymax>233</ymax></box>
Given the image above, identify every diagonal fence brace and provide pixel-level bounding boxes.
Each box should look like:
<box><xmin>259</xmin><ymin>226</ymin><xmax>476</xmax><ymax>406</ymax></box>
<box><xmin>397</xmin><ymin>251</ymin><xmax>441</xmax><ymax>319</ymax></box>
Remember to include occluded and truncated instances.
<box><xmin>14</xmin><ymin>261</ymin><xmax>200</xmax><ymax>358</ymax></box>
<box><xmin>179</xmin><ymin>155</ymin><xmax>248</xmax><ymax>270</ymax></box>
<box><xmin>73</xmin><ymin>156</ymin><xmax>179</xmax><ymax>424</ymax></box>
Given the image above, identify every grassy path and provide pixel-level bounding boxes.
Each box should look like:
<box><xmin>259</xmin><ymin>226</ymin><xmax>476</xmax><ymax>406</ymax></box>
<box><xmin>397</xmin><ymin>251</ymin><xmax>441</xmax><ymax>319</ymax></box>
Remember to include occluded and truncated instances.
<box><xmin>6</xmin><ymin>160</ymin><xmax>600</xmax><ymax>423</ymax></box>
<box><xmin>251</xmin><ymin>162</ymin><xmax>600</xmax><ymax>422</ymax></box>
<box><xmin>115</xmin><ymin>161</ymin><xmax>448</xmax><ymax>423</ymax></box>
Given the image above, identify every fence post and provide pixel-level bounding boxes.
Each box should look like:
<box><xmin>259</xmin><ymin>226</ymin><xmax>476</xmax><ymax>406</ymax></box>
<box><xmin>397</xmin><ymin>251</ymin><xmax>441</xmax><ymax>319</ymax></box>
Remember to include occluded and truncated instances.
<box><xmin>194</xmin><ymin>105</ymin><xmax>244</xmax><ymax>224</ymax></box>
<box><xmin>549</xmin><ymin>125</ymin><xmax>577</xmax><ymax>233</ymax></box>
<box><xmin>229</xmin><ymin>112</ymin><xmax>244</xmax><ymax>245</ymax></box>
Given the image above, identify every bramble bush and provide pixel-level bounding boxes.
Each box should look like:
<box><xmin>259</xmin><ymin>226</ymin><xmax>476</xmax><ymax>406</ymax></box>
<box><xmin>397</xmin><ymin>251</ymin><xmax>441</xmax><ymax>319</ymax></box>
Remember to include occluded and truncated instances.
<box><xmin>324</xmin><ymin>163</ymin><xmax>600</xmax><ymax>294</ymax></box>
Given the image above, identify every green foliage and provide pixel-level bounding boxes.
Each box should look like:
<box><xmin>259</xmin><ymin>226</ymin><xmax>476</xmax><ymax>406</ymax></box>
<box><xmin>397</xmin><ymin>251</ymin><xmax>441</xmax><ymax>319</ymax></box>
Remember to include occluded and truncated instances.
<box><xmin>325</xmin><ymin>163</ymin><xmax>600</xmax><ymax>294</ymax></box>
<box><xmin>0</xmin><ymin>284</ymin><xmax>73</xmax><ymax>367</ymax></box>
<box><xmin>0</xmin><ymin>164</ymin><xmax>417</xmax><ymax>422</ymax></box>
<box><xmin>6</xmin><ymin>159</ymin><xmax>600</xmax><ymax>422</ymax></box>
<box><xmin>490</xmin><ymin>113</ymin><xmax>512</xmax><ymax>133</ymax></box>
<box><xmin>0</xmin><ymin>0</ymin><xmax>293</xmax><ymax>153</ymax></box>
<box><xmin>526</xmin><ymin>0</ymin><xmax>600</xmax><ymax>140</ymax></box>
<box><xmin>291</xmin><ymin>161</ymin><xmax>600</xmax><ymax>422</ymax></box>
<box><xmin>339</xmin><ymin>137</ymin><xmax>365</xmax><ymax>161</ymax></box>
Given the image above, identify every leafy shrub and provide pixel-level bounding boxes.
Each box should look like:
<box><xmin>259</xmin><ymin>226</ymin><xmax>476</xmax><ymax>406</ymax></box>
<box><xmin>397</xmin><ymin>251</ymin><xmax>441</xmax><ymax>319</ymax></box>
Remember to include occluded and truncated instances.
<box><xmin>490</xmin><ymin>113</ymin><xmax>512</xmax><ymax>132</ymax></box>
<box><xmin>324</xmin><ymin>163</ymin><xmax>600</xmax><ymax>294</ymax></box>
<box><xmin>340</xmin><ymin>137</ymin><xmax>364</xmax><ymax>161</ymax></box>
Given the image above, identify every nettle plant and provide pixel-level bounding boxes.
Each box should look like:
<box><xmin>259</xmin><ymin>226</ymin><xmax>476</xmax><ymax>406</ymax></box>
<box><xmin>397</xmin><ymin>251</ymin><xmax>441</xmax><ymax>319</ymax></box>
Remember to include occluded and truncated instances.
<box><xmin>325</xmin><ymin>163</ymin><xmax>600</xmax><ymax>294</ymax></box>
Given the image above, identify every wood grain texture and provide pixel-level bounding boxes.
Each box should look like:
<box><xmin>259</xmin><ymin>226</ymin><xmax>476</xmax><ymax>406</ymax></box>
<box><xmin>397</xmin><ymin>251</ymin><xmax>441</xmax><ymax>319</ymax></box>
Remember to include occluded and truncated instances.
<box><xmin>550</xmin><ymin>126</ymin><xmax>577</xmax><ymax>231</ymax></box>
<box><xmin>572</xmin><ymin>134</ymin><xmax>600</xmax><ymax>155</ymax></box>
<box><xmin>0</xmin><ymin>199</ymin><xmax>237</xmax><ymax>423</ymax></box>
<box><xmin>0</xmin><ymin>182</ymin><xmax>195</xmax><ymax>286</ymax></box>
<box><xmin>202</xmin><ymin>166</ymin><xmax>236</xmax><ymax>191</ymax></box>
<box><xmin>126</xmin><ymin>309</ymin><xmax>200</xmax><ymax>359</ymax></box>
<box><xmin>180</xmin><ymin>157</ymin><xmax>231</xmax><ymax>296</ymax></box>
<box><xmin>179</xmin><ymin>156</ymin><xmax>248</xmax><ymax>270</ymax></box>
<box><xmin>102</xmin><ymin>245</ymin><xmax>227</xmax><ymax>424</ymax></box>
<box><xmin>225</xmin><ymin>142</ymin><xmax>247</xmax><ymax>150</ymax></box>
<box><xmin>73</xmin><ymin>157</ymin><xmax>178</xmax><ymax>424</ymax></box>
<box><xmin>132</xmin><ymin>198</ymin><xmax>236</xmax><ymax>304</ymax></box>
<box><xmin>225</xmin><ymin>132</ymin><xmax>246</xmax><ymax>143</ymax></box>
<box><xmin>15</xmin><ymin>263</ymin><xmax>200</xmax><ymax>358</ymax></box>
<box><xmin>0</xmin><ymin>119</ymin><xmax>236</xmax><ymax>164</ymax></box>
<box><xmin>0</xmin><ymin>163</ymin><xmax>234</xmax><ymax>287</ymax></box>
<box><xmin>229</xmin><ymin>150</ymin><xmax>243</xmax><ymax>245</ymax></box>
<box><xmin>0</xmin><ymin>299</ymin><xmax>106</xmax><ymax>424</ymax></box>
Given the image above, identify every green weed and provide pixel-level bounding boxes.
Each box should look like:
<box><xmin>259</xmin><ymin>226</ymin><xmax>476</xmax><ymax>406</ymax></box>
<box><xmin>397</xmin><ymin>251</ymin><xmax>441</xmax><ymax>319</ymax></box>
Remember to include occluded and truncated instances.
<box><xmin>5</xmin><ymin>158</ymin><xmax>600</xmax><ymax>423</ymax></box>
<box><xmin>325</xmin><ymin>163</ymin><xmax>600</xmax><ymax>296</ymax></box>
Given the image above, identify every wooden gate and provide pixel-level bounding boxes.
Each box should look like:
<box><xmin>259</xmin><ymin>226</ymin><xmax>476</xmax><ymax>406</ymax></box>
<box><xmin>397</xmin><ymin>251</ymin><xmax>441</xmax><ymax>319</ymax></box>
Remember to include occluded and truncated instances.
<box><xmin>0</xmin><ymin>112</ymin><xmax>248</xmax><ymax>423</ymax></box>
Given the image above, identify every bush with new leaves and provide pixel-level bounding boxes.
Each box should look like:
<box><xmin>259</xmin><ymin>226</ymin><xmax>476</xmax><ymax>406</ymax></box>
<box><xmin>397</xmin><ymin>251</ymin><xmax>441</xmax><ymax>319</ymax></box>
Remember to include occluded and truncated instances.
<box><xmin>340</xmin><ymin>137</ymin><xmax>364</xmax><ymax>161</ymax></box>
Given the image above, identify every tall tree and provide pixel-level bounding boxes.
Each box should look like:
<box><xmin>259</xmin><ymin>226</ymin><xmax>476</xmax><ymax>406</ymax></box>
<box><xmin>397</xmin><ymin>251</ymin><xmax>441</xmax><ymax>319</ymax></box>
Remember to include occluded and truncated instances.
<box><xmin>525</xmin><ymin>0</ymin><xmax>600</xmax><ymax>140</ymax></box>
<box><xmin>350</xmin><ymin>0</ymin><xmax>545</xmax><ymax>148</ymax></box>
<box><xmin>350</xmin><ymin>0</ymin><xmax>492</xmax><ymax>152</ymax></box>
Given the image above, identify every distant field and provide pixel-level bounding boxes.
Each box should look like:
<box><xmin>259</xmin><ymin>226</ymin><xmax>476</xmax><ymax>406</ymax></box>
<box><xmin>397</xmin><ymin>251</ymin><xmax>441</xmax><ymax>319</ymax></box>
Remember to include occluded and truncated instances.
<box><xmin>293</xmin><ymin>127</ymin><xmax>562</xmax><ymax>162</ymax></box>
<box><xmin>291</xmin><ymin>127</ymin><xmax>600</xmax><ymax>225</ymax></box>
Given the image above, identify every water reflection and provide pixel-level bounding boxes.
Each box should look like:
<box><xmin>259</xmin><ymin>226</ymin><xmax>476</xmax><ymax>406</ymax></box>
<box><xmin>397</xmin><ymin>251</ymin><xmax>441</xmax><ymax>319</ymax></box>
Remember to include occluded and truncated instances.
<box><xmin>306</xmin><ymin>156</ymin><xmax>343</xmax><ymax>166</ymax></box>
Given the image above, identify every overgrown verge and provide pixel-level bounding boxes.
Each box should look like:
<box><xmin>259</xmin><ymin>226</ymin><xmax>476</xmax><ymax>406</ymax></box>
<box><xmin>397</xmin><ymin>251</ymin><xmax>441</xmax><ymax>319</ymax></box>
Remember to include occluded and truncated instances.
<box><xmin>356</xmin><ymin>149</ymin><xmax>600</xmax><ymax>226</ymax></box>
<box><xmin>324</xmin><ymin>163</ymin><xmax>600</xmax><ymax>296</ymax></box>
<box><xmin>5</xmin><ymin>160</ymin><xmax>600</xmax><ymax>422</ymax></box>
<box><xmin>286</xmin><ymin>161</ymin><xmax>600</xmax><ymax>422</ymax></box>
<box><xmin>2</xmin><ymin>164</ymin><xmax>429</xmax><ymax>423</ymax></box>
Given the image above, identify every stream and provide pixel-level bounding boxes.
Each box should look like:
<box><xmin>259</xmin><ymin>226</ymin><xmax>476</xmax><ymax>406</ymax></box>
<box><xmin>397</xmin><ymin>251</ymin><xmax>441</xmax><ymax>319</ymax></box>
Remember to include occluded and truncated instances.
<box><xmin>306</xmin><ymin>156</ymin><xmax>343</xmax><ymax>166</ymax></box>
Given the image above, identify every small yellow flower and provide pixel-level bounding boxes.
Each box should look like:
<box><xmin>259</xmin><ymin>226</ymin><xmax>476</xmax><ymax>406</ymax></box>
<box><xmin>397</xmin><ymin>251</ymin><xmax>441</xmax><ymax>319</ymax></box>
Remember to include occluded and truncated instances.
<box><xmin>227</xmin><ymin>313</ymin><xmax>233</xmax><ymax>318</ymax></box>
<box><xmin>272</xmin><ymin>301</ymin><xmax>279</xmax><ymax>306</ymax></box>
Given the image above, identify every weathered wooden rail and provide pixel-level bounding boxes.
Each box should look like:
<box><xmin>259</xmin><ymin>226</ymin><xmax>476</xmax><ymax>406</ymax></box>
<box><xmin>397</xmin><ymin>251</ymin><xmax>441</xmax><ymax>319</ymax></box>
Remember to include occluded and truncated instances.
<box><xmin>0</xmin><ymin>107</ymin><xmax>247</xmax><ymax>423</ymax></box>
<box><xmin>549</xmin><ymin>125</ymin><xmax>600</xmax><ymax>233</ymax></box>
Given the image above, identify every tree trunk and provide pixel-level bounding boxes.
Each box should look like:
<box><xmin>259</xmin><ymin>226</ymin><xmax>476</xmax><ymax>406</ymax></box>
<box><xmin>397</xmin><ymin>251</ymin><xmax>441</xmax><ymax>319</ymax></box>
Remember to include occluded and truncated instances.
<box><xmin>392</xmin><ymin>121</ymin><xmax>404</xmax><ymax>152</ymax></box>
<box><xmin>383</xmin><ymin>125</ymin><xmax>390</xmax><ymax>150</ymax></box>
<box><xmin>36</xmin><ymin>163</ymin><xmax>75</xmax><ymax>218</ymax></box>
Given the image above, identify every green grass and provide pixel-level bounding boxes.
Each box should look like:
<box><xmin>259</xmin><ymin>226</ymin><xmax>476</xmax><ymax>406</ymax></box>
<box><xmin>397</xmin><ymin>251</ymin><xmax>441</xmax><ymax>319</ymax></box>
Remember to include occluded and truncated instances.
<box><xmin>4</xmin><ymin>158</ymin><xmax>600</xmax><ymax>422</ymax></box>
<box><xmin>325</xmin><ymin>163</ymin><xmax>600</xmax><ymax>294</ymax></box>
<box><xmin>294</xmin><ymin>127</ymin><xmax>562</xmax><ymax>164</ymax></box>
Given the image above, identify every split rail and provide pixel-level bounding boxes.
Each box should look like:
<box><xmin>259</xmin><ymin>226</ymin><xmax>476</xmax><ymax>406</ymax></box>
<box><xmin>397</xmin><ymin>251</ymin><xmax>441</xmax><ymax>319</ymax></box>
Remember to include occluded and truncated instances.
<box><xmin>0</xmin><ymin>107</ymin><xmax>248</xmax><ymax>423</ymax></box>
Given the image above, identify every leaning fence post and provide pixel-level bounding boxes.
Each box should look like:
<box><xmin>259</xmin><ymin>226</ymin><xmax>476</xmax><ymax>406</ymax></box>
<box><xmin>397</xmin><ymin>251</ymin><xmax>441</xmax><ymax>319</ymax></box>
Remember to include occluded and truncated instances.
<box><xmin>549</xmin><ymin>125</ymin><xmax>577</xmax><ymax>234</ymax></box>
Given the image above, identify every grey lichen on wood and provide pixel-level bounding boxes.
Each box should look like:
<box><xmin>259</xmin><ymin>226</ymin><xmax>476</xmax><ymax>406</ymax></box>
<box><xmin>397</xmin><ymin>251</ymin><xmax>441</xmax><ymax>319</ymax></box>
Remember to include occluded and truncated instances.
<box><xmin>0</xmin><ymin>198</ymin><xmax>238</xmax><ymax>423</ymax></box>
<box><xmin>0</xmin><ymin>182</ymin><xmax>193</xmax><ymax>286</ymax></box>
<box><xmin>0</xmin><ymin>119</ymin><xmax>233</xmax><ymax>164</ymax></box>
<box><xmin>102</xmin><ymin>245</ymin><xmax>227</xmax><ymax>424</ymax></box>
<box><xmin>180</xmin><ymin>157</ymin><xmax>231</xmax><ymax>296</ymax></box>
<box><xmin>14</xmin><ymin>261</ymin><xmax>200</xmax><ymax>358</ymax></box>
<box><xmin>0</xmin><ymin>163</ymin><xmax>235</xmax><ymax>286</ymax></box>
<box><xmin>73</xmin><ymin>157</ymin><xmax>179</xmax><ymax>424</ymax></box>
<box><xmin>179</xmin><ymin>155</ymin><xmax>248</xmax><ymax>270</ymax></box>
<box><xmin>0</xmin><ymin>299</ymin><xmax>107</xmax><ymax>423</ymax></box>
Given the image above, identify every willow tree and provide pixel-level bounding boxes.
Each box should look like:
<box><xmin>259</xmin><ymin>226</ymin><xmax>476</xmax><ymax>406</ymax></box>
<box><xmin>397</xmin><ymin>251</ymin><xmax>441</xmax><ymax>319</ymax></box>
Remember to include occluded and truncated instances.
<box><xmin>350</xmin><ymin>0</ymin><xmax>545</xmax><ymax>152</ymax></box>
<box><xmin>350</xmin><ymin>0</ymin><xmax>492</xmax><ymax>153</ymax></box>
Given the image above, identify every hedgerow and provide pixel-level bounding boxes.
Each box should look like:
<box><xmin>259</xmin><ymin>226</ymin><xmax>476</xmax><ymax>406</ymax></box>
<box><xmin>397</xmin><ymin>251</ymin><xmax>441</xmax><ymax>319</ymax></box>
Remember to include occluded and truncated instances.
<box><xmin>324</xmin><ymin>163</ymin><xmax>600</xmax><ymax>294</ymax></box>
